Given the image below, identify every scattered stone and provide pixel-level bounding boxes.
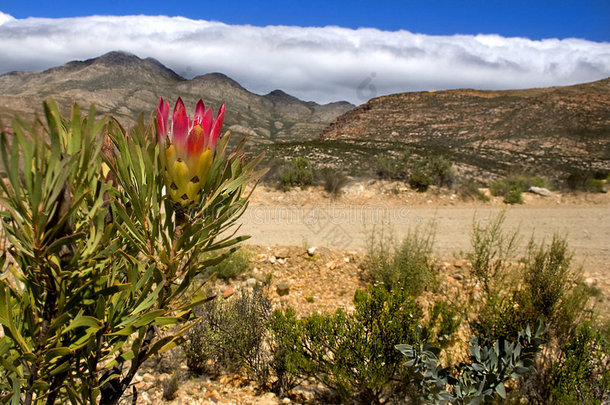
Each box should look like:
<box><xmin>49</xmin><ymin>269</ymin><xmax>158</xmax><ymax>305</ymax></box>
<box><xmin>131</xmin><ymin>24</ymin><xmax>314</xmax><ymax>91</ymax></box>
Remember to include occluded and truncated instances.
<box><xmin>326</xmin><ymin>261</ymin><xmax>337</xmax><ymax>270</ymax></box>
<box><xmin>276</xmin><ymin>282</ymin><xmax>290</xmax><ymax>296</ymax></box>
<box><xmin>453</xmin><ymin>273</ymin><xmax>464</xmax><ymax>281</ymax></box>
<box><xmin>307</xmin><ymin>246</ymin><xmax>317</xmax><ymax>256</ymax></box>
<box><xmin>282</xmin><ymin>397</ymin><xmax>291</xmax><ymax>404</ymax></box>
<box><xmin>268</xmin><ymin>256</ymin><xmax>276</xmax><ymax>264</ymax></box>
<box><xmin>528</xmin><ymin>186</ymin><xmax>552</xmax><ymax>196</ymax></box>
<box><xmin>274</xmin><ymin>248</ymin><xmax>290</xmax><ymax>259</ymax></box>
<box><xmin>246</xmin><ymin>278</ymin><xmax>257</xmax><ymax>288</ymax></box>
<box><xmin>222</xmin><ymin>287</ymin><xmax>235</xmax><ymax>299</ymax></box>
<box><xmin>343</xmin><ymin>256</ymin><xmax>350</xmax><ymax>263</ymax></box>
<box><xmin>584</xmin><ymin>277</ymin><xmax>598</xmax><ymax>288</ymax></box>
<box><xmin>277</xmin><ymin>258</ymin><xmax>286</xmax><ymax>265</ymax></box>
<box><xmin>453</xmin><ymin>260</ymin><xmax>464</xmax><ymax>268</ymax></box>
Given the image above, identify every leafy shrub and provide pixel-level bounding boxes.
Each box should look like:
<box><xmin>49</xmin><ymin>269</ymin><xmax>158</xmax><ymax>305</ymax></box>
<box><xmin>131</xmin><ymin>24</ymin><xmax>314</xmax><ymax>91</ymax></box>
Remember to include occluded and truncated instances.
<box><xmin>365</xmin><ymin>225</ymin><xmax>437</xmax><ymax>297</ymax></box>
<box><xmin>376</xmin><ymin>154</ymin><xmax>399</xmax><ymax>179</ymax></box>
<box><xmin>550</xmin><ymin>322</ymin><xmax>610</xmax><ymax>404</ymax></box>
<box><xmin>409</xmin><ymin>164</ymin><xmax>433</xmax><ymax>191</ymax></box>
<box><xmin>270</xmin><ymin>285</ymin><xmax>423</xmax><ymax>403</ymax></box>
<box><xmin>184</xmin><ymin>288</ymin><xmax>272</xmax><ymax>385</ymax></box>
<box><xmin>457</xmin><ymin>179</ymin><xmax>490</xmax><ymax>201</ymax></box>
<box><xmin>427</xmin><ymin>301</ymin><xmax>462</xmax><ymax>348</ymax></box>
<box><xmin>280</xmin><ymin>157</ymin><xmax>314</xmax><ymax>191</ymax></box>
<box><xmin>321</xmin><ymin>168</ymin><xmax>349</xmax><ymax>197</ymax></box>
<box><xmin>0</xmin><ymin>100</ymin><xmax>261</xmax><ymax>404</ymax></box>
<box><xmin>408</xmin><ymin>156</ymin><xmax>455</xmax><ymax>192</ymax></box>
<box><xmin>504</xmin><ymin>187</ymin><xmax>524</xmax><ymax>204</ymax></box>
<box><xmin>205</xmin><ymin>248</ymin><xmax>251</xmax><ymax>280</ymax></box>
<box><xmin>398</xmin><ymin>320</ymin><xmax>545</xmax><ymax>404</ymax></box>
<box><xmin>585</xmin><ymin>178</ymin><xmax>606</xmax><ymax>193</ymax></box>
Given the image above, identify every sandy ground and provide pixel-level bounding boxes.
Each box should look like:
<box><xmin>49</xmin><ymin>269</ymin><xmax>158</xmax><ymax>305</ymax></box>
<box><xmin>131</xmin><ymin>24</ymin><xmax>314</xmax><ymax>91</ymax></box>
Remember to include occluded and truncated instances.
<box><xmin>238</xmin><ymin>182</ymin><xmax>610</xmax><ymax>284</ymax></box>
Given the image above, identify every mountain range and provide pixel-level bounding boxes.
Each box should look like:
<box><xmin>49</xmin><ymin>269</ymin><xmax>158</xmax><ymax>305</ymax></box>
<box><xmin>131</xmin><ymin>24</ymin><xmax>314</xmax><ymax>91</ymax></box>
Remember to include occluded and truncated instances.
<box><xmin>1</xmin><ymin>52</ymin><xmax>608</xmax><ymax>181</ymax></box>
<box><xmin>0</xmin><ymin>51</ymin><xmax>353</xmax><ymax>147</ymax></box>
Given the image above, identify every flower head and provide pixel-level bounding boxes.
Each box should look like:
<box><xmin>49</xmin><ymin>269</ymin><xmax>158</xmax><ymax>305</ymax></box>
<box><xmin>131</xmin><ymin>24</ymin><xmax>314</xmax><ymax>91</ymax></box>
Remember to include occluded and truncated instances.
<box><xmin>157</xmin><ymin>97</ymin><xmax>226</xmax><ymax>206</ymax></box>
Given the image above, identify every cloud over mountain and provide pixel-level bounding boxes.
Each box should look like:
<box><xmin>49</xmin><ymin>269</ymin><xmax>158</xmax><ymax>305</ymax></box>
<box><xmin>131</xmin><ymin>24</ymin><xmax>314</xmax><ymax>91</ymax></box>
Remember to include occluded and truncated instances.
<box><xmin>1</xmin><ymin>12</ymin><xmax>609</xmax><ymax>104</ymax></box>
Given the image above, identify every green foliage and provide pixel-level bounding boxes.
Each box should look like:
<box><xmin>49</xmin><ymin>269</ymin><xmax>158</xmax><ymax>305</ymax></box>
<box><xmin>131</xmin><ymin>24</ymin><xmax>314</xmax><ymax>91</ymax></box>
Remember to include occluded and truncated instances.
<box><xmin>0</xmin><ymin>99</ymin><xmax>262</xmax><ymax>404</ymax></box>
<box><xmin>205</xmin><ymin>249</ymin><xmax>251</xmax><ymax>280</ymax></box>
<box><xmin>490</xmin><ymin>175</ymin><xmax>549</xmax><ymax>204</ymax></box>
<box><xmin>549</xmin><ymin>322</ymin><xmax>610</xmax><ymax>404</ymax></box>
<box><xmin>398</xmin><ymin>320</ymin><xmax>545</xmax><ymax>405</ymax></box>
<box><xmin>375</xmin><ymin>154</ymin><xmax>399</xmax><ymax>179</ymax></box>
<box><xmin>184</xmin><ymin>288</ymin><xmax>272</xmax><ymax>385</ymax></box>
<box><xmin>409</xmin><ymin>155</ymin><xmax>455</xmax><ymax>192</ymax></box>
<box><xmin>585</xmin><ymin>178</ymin><xmax>606</xmax><ymax>193</ymax></box>
<box><xmin>279</xmin><ymin>157</ymin><xmax>313</xmax><ymax>191</ymax></box>
<box><xmin>270</xmin><ymin>284</ymin><xmax>423</xmax><ymax>404</ymax></box>
<box><xmin>321</xmin><ymin>168</ymin><xmax>349</xmax><ymax>197</ymax></box>
<box><xmin>365</xmin><ymin>225</ymin><xmax>437</xmax><ymax>297</ymax></box>
<box><xmin>503</xmin><ymin>187</ymin><xmax>524</xmax><ymax>204</ymax></box>
<box><xmin>427</xmin><ymin>302</ymin><xmax>462</xmax><ymax>348</ymax></box>
<box><xmin>457</xmin><ymin>179</ymin><xmax>490</xmax><ymax>201</ymax></box>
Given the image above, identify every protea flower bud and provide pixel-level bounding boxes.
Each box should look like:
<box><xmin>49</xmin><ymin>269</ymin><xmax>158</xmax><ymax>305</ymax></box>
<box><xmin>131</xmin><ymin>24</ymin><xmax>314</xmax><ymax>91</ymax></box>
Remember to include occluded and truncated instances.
<box><xmin>157</xmin><ymin>97</ymin><xmax>226</xmax><ymax>206</ymax></box>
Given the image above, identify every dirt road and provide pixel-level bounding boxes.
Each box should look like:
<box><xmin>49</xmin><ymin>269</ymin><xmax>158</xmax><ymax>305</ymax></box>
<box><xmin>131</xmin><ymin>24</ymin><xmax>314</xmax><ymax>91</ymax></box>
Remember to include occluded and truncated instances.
<box><xmin>238</xmin><ymin>204</ymin><xmax>610</xmax><ymax>276</ymax></box>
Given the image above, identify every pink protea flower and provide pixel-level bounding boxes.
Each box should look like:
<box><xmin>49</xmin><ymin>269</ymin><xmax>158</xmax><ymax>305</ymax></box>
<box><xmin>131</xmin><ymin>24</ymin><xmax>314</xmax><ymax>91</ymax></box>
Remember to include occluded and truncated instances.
<box><xmin>157</xmin><ymin>96</ymin><xmax>226</xmax><ymax>206</ymax></box>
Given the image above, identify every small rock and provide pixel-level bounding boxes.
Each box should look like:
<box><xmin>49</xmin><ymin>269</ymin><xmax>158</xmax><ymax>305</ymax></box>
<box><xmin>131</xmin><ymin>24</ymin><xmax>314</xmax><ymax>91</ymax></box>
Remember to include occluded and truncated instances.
<box><xmin>282</xmin><ymin>397</ymin><xmax>291</xmax><ymax>404</ymax></box>
<box><xmin>343</xmin><ymin>256</ymin><xmax>350</xmax><ymax>263</ymax></box>
<box><xmin>222</xmin><ymin>286</ymin><xmax>235</xmax><ymax>299</ymax></box>
<box><xmin>269</xmin><ymin>256</ymin><xmax>276</xmax><ymax>264</ymax></box>
<box><xmin>584</xmin><ymin>277</ymin><xmax>597</xmax><ymax>287</ymax></box>
<box><xmin>276</xmin><ymin>282</ymin><xmax>290</xmax><ymax>296</ymax></box>
<box><xmin>142</xmin><ymin>373</ymin><xmax>155</xmax><ymax>383</ymax></box>
<box><xmin>453</xmin><ymin>273</ymin><xmax>464</xmax><ymax>281</ymax></box>
<box><xmin>277</xmin><ymin>258</ymin><xmax>286</xmax><ymax>265</ymax></box>
<box><xmin>326</xmin><ymin>261</ymin><xmax>337</xmax><ymax>270</ymax></box>
<box><xmin>453</xmin><ymin>260</ymin><xmax>464</xmax><ymax>268</ymax></box>
<box><xmin>275</xmin><ymin>248</ymin><xmax>290</xmax><ymax>259</ymax></box>
<box><xmin>528</xmin><ymin>186</ymin><xmax>552</xmax><ymax>197</ymax></box>
<box><xmin>246</xmin><ymin>278</ymin><xmax>257</xmax><ymax>287</ymax></box>
<box><xmin>307</xmin><ymin>246</ymin><xmax>317</xmax><ymax>256</ymax></box>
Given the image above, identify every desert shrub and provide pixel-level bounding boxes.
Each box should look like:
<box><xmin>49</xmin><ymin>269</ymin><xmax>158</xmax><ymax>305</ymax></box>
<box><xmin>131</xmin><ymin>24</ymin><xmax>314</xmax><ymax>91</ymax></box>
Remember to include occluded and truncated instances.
<box><xmin>408</xmin><ymin>163</ymin><xmax>433</xmax><ymax>191</ymax></box>
<box><xmin>457</xmin><ymin>179</ymin><xmax>490</xmax><ymax>201</ymax></box>
<box><xmin>376</xmin><ymin>154</ymin><xmax>399</xmax><ymax>179</ymax></box>
<box><xmin>205</xmin><ymin>248</ymin><xmax>251</xmax><ymax>280</ymax></box>
<box><xmin>162</xmin><ymin>372</ymin><xmax>179</xmax><ymax>401</ymax></box>
<box><xmin>490</xmin><ymin>176</ymin><xmax>526</xmax><ymax>204</ymax></box>
<box><xmin>585</xmin><ymin>178</ymin><xmax>606</xmax><ymax>193</ymax></box>
<box><xmin>427</xmin><ymin>301</ymin><xmax>462</xmax><ymax>348</ymax></box>
<box><xmin>549</xmin><ymin>322</ymin><xmax>610</xmax><ymax>405</ymax></box>
<box><xmin>270</xmin><ymin>285</ymin><xmax>423</xmax><ymax>404</ymax></box>
<box><xmin>532</xmin><ymin>175</ymin><xmax>547</xmax><ymax>188</ymax></box>
<box><xmin>518</xmin><ymin>236</ymin><xmax>588</xmax><ymax>342</ymax></box>
<box><xmin>504</xmin><ymin>187</ymin><xmax>524</xmax><ymax>204</ymax></box>
<box><xmin>408</xmin><ymin>155</ymin><xmax>455</xmax><ymax>192</ymax></box>
<box><xmin>365</xmin><ymin>225</ymin><xmax>437</xmax><ymax>297</ymax></box>
<box><xmin>184</xmin><ymin>288</ymin><xmax>272</xmax><ymax>385</ymax></box>
<box><xmin>399</xmin><ymin>320</ymin><xmax>545</xmax><ymax>404</ymax></box>
<box><xmin>321</xmin><ymin>168</ymin><xmax>349</xmax><ymax>196</ymax></box>
<box><xmin>280</xmin><ymin>157</ymin><xmax>314</xmax><ymax>191</ymax></box>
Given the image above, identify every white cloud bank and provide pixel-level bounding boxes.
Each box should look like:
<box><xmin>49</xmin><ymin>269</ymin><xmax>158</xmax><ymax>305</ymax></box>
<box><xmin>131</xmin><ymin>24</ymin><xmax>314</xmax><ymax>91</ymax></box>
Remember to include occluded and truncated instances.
<box><xmin>0</xmin><ymin>11</ymin><xmax>609</xmax><ymax>104</ymax></box>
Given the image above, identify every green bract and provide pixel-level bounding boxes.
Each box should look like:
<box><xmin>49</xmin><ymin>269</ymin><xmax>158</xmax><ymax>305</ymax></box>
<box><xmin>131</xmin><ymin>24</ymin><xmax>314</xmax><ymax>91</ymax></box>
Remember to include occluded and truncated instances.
<box><xmin>0</xmin><ymin>99</ymin><xmax>263</xmax><ymax>404</ymax></box>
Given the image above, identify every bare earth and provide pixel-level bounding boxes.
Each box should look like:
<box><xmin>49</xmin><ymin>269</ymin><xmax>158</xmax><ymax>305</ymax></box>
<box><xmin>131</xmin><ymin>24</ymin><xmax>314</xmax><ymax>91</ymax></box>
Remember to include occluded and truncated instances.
<box><xmin>241</xmin><ymin>182</ymin><xmax>610</xmax><ymax>281</ymax></box>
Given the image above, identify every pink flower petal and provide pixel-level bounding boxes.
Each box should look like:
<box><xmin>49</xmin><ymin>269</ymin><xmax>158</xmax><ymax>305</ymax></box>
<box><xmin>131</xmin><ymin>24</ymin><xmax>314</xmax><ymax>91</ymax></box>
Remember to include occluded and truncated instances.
<box><xmin>187</xmin><ymin>124</ymin><xmax>205</xmax><ymax>157</ymax></box>
<box><xmin>209</xmin><ymin>104</ymin><xmax>225</xmax><ymax>150</ymax></box>
<box><xmin>172</xmin><ymin>97</ymin><xmax>188</xmax><ymax>148</ymax></box>
<box><xmin>202</xmin><ymin>107</ymin><xmax>213</xmax><ymax>137</ymax></box>
<box><xmin>194</xmin><ymin>99</ymin><xmax>205</xmax><ymax>126</ymax></box>
<box><xmin>157</xmin><ymin>97</ymin><xmax>169</xmax><ymax>142</ymax></box>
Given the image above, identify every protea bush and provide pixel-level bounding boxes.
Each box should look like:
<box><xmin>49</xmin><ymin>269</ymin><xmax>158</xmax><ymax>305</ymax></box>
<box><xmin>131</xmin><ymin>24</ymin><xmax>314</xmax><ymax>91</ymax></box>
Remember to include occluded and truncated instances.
<box><xmin>0</xmin><ymin>98</ymin><xmax>264</xmax><ymax>404</ymax></box>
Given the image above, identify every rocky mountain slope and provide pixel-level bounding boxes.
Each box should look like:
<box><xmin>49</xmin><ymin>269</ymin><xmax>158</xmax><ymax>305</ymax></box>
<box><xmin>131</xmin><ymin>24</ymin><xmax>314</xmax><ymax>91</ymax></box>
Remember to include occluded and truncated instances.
<box><xmin>0</xmin><ymin>51</ymin><xmax>353</xmax><ymax>146</ymax></box>
<box><xmin>318</xmin><ymin>79</ymin><xmax>610</xmax><ymax>178</ymax></box>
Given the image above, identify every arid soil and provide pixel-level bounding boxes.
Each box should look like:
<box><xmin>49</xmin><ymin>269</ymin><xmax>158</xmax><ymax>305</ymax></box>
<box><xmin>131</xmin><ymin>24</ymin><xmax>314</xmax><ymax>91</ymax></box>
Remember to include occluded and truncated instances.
<box><xmin>126</xmin><ymin>181</ymin><xmax>609</xmax><ymax>405</ymax></box>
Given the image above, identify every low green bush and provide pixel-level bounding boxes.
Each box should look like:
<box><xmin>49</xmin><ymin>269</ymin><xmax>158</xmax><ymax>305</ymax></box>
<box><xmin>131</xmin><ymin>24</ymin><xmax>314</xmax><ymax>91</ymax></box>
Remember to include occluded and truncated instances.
<box><xmin>398</xmin><ymin>320</ymin><xmax>545</xmax><ymax>404</ymax></box>
<box><xmin>585</xmin><ymin>178</ymin><xmax>606</xmax><ymax>193</ymax></box>
<box><xmin>457</xmin><ymin>179</ymin><xmax>490</xmax><ymax>201</ymax></box>
<box><xmin>504</xmin><ymin>187</ymin><xmax>524</xmax><ymax>204</ymax></box>
<box><xmin>184</xmin><ymin>288</ymin><xmax>272</xmax><ymax>385</ymax></box>
<box><xmin>205</xmin><ymin>248</ymin><xmax>251</xmax><ymax>280</ymax></box>
<box><xmin>270</xmin><ymin>285</ymin><xmax>423</xmax><ymax>404</ymax></box>
<box><xmin>280</xmin><ymin>157</ymin><xmax>314</xmax><ymax>191</ymax></box>
<box><xmin>365</xmin><ymin>225</ymin><xmax>437</xmax><ymax>297</ymax></box>
<box><xmin>321</xmin><ymin>168</ymin><xmax>349</xmax><ymax>196</ymax></box>
<box><xmin>549</xmin><ymin>322</ymin><xmax>610</xmax><ymax>405</ymax></box>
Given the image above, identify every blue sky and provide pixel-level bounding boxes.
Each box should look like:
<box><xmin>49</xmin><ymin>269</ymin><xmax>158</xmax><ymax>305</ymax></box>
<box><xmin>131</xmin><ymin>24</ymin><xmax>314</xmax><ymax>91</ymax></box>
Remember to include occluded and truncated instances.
<box><xmin>0</xmin><ymin>1</ymin><xmax>609</xmax><ymax>103</ymax></box>
<box><xmin>2</xmin><ymin>0</ymin><xmax>609</xmax><ymax>41</ymax></box>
